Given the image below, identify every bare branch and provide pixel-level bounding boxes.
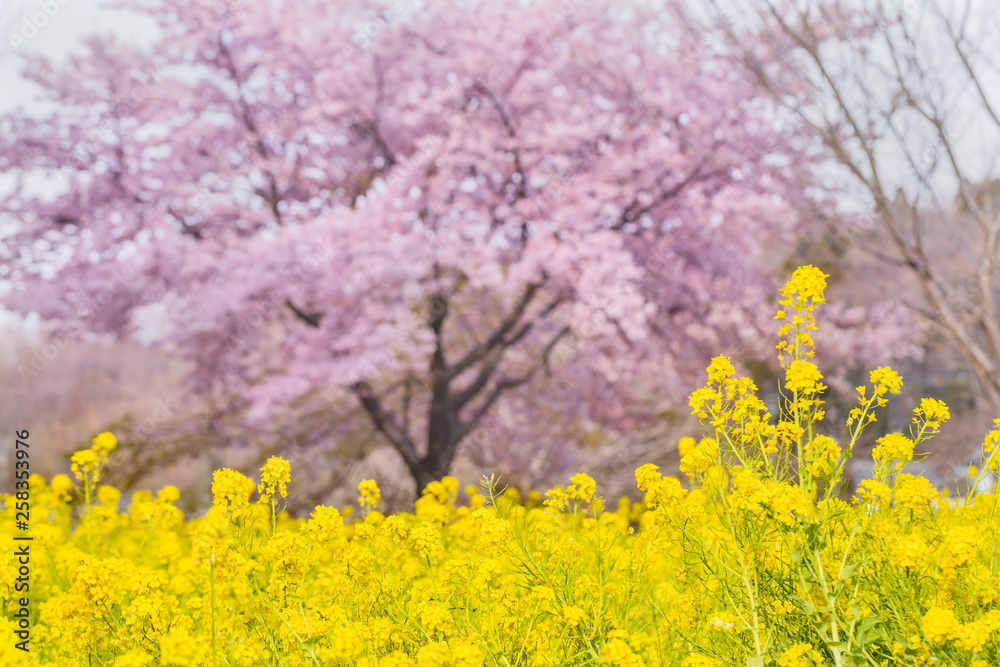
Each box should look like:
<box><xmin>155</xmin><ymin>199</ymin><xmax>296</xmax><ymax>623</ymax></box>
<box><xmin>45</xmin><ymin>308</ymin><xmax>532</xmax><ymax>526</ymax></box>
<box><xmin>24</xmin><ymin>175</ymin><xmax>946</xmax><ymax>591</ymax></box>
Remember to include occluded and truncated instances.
<box><xmin>352</xmin><ymin>380</ymin><xmax>421</xmax><ymax>472</ymax></box>
<box><xmin>454</xmin><ymin>325</ymin><xmax>570</xmax><ymax>443</ymax></box>
<box><xmin>446</xmin><ymin>281</ymin><xmax>543</xmax><ymax>380</ymax></box>
<box><xmin>285</xmin><ymin>298</ymin><xmax>322</xmax><ymax>328</ymax></box>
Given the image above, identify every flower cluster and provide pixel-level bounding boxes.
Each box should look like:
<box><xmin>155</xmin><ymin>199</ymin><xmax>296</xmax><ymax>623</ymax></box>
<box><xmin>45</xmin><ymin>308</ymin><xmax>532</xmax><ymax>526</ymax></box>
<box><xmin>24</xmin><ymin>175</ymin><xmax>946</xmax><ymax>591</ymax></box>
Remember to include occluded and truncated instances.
<box><xmin>4</xmin><ymin>268</ymin><xmax>1000</xmax><ymax>667</ymax></box>
<box><xmin>257</xmin><ymin>456</ymin><xmax>291</xmax><ymax>503</ymax></box>
<box><xmin>775</xmin><ymin>264</ymin><xmax>828</xmax><ymax>362</ymax></box>
<box><xmin>358</xmin><ymin>479</ymin><xmax>381</xmax><ymax>508</ymax></box>
<box><xmin>70</xmin><ymin>431</ymin><xmax>117</xmax><ymax>485</ymax></box>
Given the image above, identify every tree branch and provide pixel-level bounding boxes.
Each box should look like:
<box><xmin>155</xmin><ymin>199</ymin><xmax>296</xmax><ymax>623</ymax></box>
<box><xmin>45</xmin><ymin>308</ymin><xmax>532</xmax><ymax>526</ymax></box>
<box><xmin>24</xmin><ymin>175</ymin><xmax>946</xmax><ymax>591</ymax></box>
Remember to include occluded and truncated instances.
<box><xmin>285</xmin><ymin>298</ymin><xmax>322</xmax><ymax>328</ymax></box>
<box><xmin>454</xmin><ymin>325</ymin><xmax>571</xmax><ymax>443</ymax></box>
<box><xmin>446</xmin><ymin>282</ymin><xmax>543</xmax><ymax>380</ymax></box>
<box><xmin>352</xmin><ymin>380</ymin><xmax>421</xmax><ymax>472</ymax></box>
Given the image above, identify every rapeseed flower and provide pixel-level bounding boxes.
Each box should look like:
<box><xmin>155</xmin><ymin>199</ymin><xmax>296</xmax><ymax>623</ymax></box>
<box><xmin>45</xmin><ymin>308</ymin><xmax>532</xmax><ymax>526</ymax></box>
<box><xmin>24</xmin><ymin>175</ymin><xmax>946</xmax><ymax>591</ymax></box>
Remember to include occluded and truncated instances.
<box><xmin>91</xmin><ymin>431</ymin><xmax>117</xmax><ymax>457</ymax></box>
<box><xmin>872</xmin><ymin>432</ymin><xmax>914</xmax><ymax>469</ymax></box>
<box><xmin>70</xmin><ymin>449</ymin><xmax>102</xmax><ymax>483</ymax></box>
<box><xmin>257</xmin><ymin>456</ymin><xmax>291</xmax><ymax>502</ymax></box>
<box><xmin>922</xmin><ymin>606</ymin><xmax>960</xmax><ymax>644</ymax></box>
<box><xmin>784</xmin><ymin>360</ymin><xmax>825</xmax><ymax>394</ymax></box>
<box><xmin>940</xmin><ymin>526</ymin><xmax>981</xmax><ymax>569</ymax></box>
<box><xmin>14</xmin><ymin>267</ymin><xmax>1000</xmax><ymax>667</ymax></box>
<box><xmin>893</xmin><ymin>474</ymin><xmax>937</xmax><ymax>511</ymax></box>
<box><xmin>358</xmin><ymin>479</ymin><xmax>381</xmax><ymax>507</ymax></box>
<box><xmin>777</xmin><ymin>643</ymin><xmax>824</xmax><ymax>667</ymax></box>
<box><xmin>211</xmin><ymin>468</ymin><xmax>255</xmax><ymax>517</ymax></box>
<box><xmin>913</xmin><ymin>397</ymin><xmax>950</xmax><ymax>430</ymax></box>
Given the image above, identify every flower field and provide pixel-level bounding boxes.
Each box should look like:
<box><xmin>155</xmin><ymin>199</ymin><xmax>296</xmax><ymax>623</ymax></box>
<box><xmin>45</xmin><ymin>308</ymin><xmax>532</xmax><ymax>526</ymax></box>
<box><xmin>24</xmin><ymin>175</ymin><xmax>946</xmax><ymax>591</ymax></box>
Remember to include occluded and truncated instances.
<box><xmin>3</xmin><ymin>267</ymin><xmax>1000</xmax><ymax>667</ymax></box>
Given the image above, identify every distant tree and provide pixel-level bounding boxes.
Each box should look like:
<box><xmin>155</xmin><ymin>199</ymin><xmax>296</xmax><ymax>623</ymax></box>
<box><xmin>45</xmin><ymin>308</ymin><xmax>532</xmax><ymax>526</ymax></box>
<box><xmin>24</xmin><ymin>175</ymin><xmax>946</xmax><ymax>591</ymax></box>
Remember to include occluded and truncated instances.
<box><xmin>708</xmin><ymin>0</ymin><xmax>1000</xmax><ymax>414</ymax></box>
<box><xmin>0</xmin><ymin>0</ymin><xmax>918</xmax><ymax>494</ymax></box>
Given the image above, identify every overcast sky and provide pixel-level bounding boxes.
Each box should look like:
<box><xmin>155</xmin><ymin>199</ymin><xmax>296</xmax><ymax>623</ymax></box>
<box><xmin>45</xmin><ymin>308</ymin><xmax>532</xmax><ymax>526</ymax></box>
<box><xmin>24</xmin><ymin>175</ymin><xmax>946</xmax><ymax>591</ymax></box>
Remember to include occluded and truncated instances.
<box><xmin>0</xmin><ymin>0</ymin><xmax>157</xmax><ymax>115</ymax></box>
<box><xmin>0</xmin><ymin>0</ymin><xmax>154</xmax><ymax>330</ymax></box>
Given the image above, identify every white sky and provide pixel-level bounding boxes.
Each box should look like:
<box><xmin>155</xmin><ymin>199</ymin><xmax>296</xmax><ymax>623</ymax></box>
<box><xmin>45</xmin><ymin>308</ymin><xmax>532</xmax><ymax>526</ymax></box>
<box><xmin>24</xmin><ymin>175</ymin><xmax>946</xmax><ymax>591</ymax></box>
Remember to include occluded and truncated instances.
<box><xmin>0</xmin><ymin>0</ymin><xmax>157</xmax><ymax>330</ymax></box>
<box><xmin>0</xmin><ymin>0</ymin><xmax>158</xmax><ymax>114</ymax></box>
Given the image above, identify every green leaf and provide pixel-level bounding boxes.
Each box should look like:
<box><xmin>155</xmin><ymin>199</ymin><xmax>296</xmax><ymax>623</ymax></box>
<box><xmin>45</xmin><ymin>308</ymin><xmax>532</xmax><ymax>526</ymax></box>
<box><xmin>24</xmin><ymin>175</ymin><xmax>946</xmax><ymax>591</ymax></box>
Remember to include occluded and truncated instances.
<box><xmin>790</xmin><ymin>595</ymin><xmax>813</xmax><ymax>615</ymax></box>
<box><xmin>857</xmin><ymin>616</ymin><xmax>882</xmax><ymax>633</ymax></box>
<box><xmin>839</xmin><ymin>561</ymin><xmax>862</xmax><ymax>580</ymax></box>
<box><xmin>746</xmin><ymin>656</ymin><xmax>765</xmax><ymax>667</ymax></box>
<box><xmin>856</xmin><ymin>616</ymin><xmax>884</xmax><ymax>646</ymax></box>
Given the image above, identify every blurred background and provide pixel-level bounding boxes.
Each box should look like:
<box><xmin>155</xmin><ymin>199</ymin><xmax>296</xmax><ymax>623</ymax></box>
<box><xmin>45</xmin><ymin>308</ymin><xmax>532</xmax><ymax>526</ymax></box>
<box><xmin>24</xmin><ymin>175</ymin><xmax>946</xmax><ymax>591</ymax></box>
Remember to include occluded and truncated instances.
<box><xmin>1</xmin><ymin>0</ymin><xmax>998</xmax><ymax>512</ymax></box>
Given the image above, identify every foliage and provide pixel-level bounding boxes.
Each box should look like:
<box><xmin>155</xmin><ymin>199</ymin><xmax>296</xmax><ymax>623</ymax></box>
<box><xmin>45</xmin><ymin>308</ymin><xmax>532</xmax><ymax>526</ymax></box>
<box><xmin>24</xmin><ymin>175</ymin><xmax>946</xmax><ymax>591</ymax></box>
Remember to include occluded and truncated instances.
<box><xmin>0</xmin><ymin>0</ymin><xmax>921</xmax><ymax>491</ymax></box>
<box><xmin>2</xmin><ymin>268</ymin><xmax>998</xmax><ymax>666</ymax></box>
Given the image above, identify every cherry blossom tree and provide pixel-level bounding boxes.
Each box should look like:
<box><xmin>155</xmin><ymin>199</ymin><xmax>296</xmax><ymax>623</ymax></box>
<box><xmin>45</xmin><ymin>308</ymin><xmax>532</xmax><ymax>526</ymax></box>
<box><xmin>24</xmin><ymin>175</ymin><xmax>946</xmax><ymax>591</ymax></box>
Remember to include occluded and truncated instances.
<box><xmin>0</xmin><ymin>0</ymin><xmax>920</xmax><ymax>495</ymax></box>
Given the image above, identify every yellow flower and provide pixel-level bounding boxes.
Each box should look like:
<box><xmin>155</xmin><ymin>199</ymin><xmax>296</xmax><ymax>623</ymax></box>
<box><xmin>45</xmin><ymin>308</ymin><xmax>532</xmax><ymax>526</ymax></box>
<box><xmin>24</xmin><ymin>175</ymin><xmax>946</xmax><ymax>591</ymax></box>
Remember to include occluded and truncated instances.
<box><xmin>889</xmin><ymin>534</ymin><xmax>929</xmax><ymax>571</ymax></box>
<box><xmin>450</xmin><ymin>638</ymin><xmax>484</xmax><ymax>667</ymax></box>
<box><xmin>940</xmin><ymin>526</ymin><xmax>981</xmax><ymax>569</ymax></box>
<box><xmin>784</xmin><ymin>360</ymin><xmax>825</xmax><ymax>394</ymax></box>
<box><xmin>804</xmin><ymin>435</ymin><xmax>841</xmax><ymax>477</ymax></box>
<box><xmin>705</xmin><ymin>611</ymin><xmax>739</xmax><ymax>632</ymax></box>
<box><xmin>635</xmin><ymin>463</ymin><xmax>661</xmax><ymax>492</ymax></box>
<box><xmin>158</xmin><ymin>485</ymin><xmax>181</xmax><ymax>505</ymax></box>
<box><xmin>418</xmin><ymin>602</ymin><xmax>453</xmax><ymax>638</ymax></box>
<box><xmin>729</xmin><ymin>468</ymin><xmax>766</xmax><ymax>514</ymax></box>
<box><xmin>870</xmin><ymin>366</ymin><xmax>903</xmax><ymax>397</ymax></box>
<box><xmin>568</xmin><ymin>472</ymin><xmax>596</xmax><ymax>504</ymax></box>
<box><xmin>775</xmin><ymin>420</ymin><xmax>805</xmax><ymax>448</ymax></box>
<box><xmin>857</xmin><ymin>479</ymin><xmax>892</xmax><ymax>507</ymax></box>
<box><xmin>560</xmin><ymin>605</ymin><xmax>587</xmax><ymax>627</ymax></box>
<box><xmin>415</xmin><ymin>641</ymin><xmax>451</xmax><ymax>667</ymax></box>
<box><xmin>706</xmin><ymin>355</ymin><xmax>735</xmax><ymax>384</ymax></box>
<box><xmin>913</xmin><ymin>397</ymin><xmax>950</xmax><ymax>430</ymax></box>
<box><xmin>872</xmin><ymin>433</ymin><xmax>914</xmax><ymax>468</ymax></box>
<box><xmin>51</xmin><ymin>473</ymin><xmax>74</xmax><ymax>500</ymax></box>
<box><xmin>777</xmin><ymin>643</ymin><xmax>824</xmax><ymax>667</ymax></box>
<box><xmin>97</xmin><ymin>485</ymin><xmax>121</xmax><ymax>508</ymax></box>
<box><xmin>680</xmin><ymin>438</ymin><xmax>718</xmax><ymax>480</ymax></box>
<box><xmin>113</xmin><ymin>648</ymin><xmax>153</xmax><ymax>666</ymax></box>
<box><xmin>257</xmin><ymin>456</ymin><xmax>291</xmax><ymax>502</ymax></box>
<box><xmin>955</xmin><ymin>611</ymin><xmax>1000</xmax><ymax>651</ymax></box>
<box><xmin>765</xmin><ymin>482</ymin><xmax>810</xmax><ymax>525</ymax></box>
<box><xmin>358</xmin><ymin>479</ymin><xmax>381</xmax><ymax>507</ymax></box>
<box><xmin>305</xmin><ymin>505</ymin><xmax>344</xmax><ymax>541</ymax></box>
<box><xmin>70</xmin><ymin>449</ymin><xmax>103</xmax><ymax>483</ymax></box>
<box><xmin>688</xmin><ymin>386</ymin><xmax>720</xmax><ymax>419</ymax></box>
<box><xmin>921</xmin><ymin>606</ymin><xmax>960</xmax><ymax>644</ymax></box>
<box><xmin>599</xmin><ymin>638</ymin><xmax>640</xmax><ymax>666</ymax></box>
<box><xmin>985</xmin><ymin>419</ymin><xmax>1000</xmax><ymax>453</ymax></box>
<box><xmin>91</xmin><ymin>431</ymin><xmax>117</xmax><ymax>457</ymax></box>
<box><xmin>321</xmin><ymin>624</ymin><xmax>364</xmax><ymax>662</ymax></box>
<box><xmin>407</xmin><ymin>521</ymin><xmax>443</xmax><ymax>559</ymax></box>
<box><xmin>640</xmin><ymin>473</ymin><xmax>686</xmax><ymax>513</ymax></box>
<box><xmin>415</xmin><ymin>487</ymin><xmax>452</xmax><ymax>525</ymax></box>
<box><xmin>379</xmin><ymin>652</ymin><xmax>416</xmax><ymax>667</ymax></box>
<box><xmin>211</xmin><ymin>468</ymin><xmax>255</xmax><ymax>517</ymax></box>
<box><xmin>892</xmin><ymin>474</ymin><xmax>937</xmax><ymax>511</ymax></box>
<box><xmin>160</xmin><ymin>624</ymin><xmax>202</xmax><ymax>666</ymax></box>
<box><xmin>544</xmin><ymin>486</ymin><xmax>569</xmax><ymax>512</ymax></box>
<box><xmin>780</xmin><ymin>265</ymin><xmax>829</xmax><ymax>306</ymax></box>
